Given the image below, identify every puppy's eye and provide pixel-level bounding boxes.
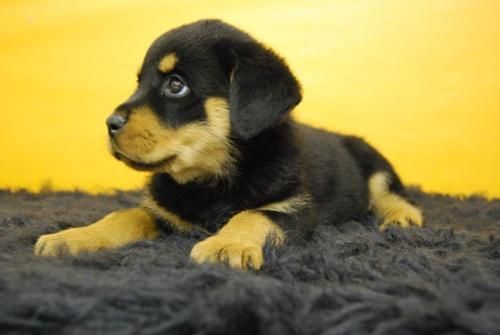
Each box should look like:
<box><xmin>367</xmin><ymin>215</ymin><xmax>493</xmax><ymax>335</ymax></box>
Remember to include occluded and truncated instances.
<box><xmin>163</xmin><ymin>75</ymin><xmax>190</xmax><ymax>97</ymax></box>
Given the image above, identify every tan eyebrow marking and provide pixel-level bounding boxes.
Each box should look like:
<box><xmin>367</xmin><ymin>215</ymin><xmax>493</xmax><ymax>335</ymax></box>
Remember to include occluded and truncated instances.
<box><xmin>158</xmin><ymin>53</ymin><xmax>177</xmax><ymax>73</ymax></box>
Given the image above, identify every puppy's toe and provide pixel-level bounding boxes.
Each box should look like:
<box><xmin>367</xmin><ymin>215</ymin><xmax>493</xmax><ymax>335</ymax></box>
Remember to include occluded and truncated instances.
<box><xmin>34</xmin><ymin>234</ymin><xmax>70</xmax><ymax>257</ymax></box>
<box><xmin>34</xmin><ymin>229</ymin><xmax>103</xmax><ymax>257</ymax></box>
<box><xmin>379</xmin><ymin>204</ymin><xmax>423</xmax><ymax>230</ymax></box>
<box><xmin>219</xmin><ymin>243</ymin><xmax>263</xmax><ymax>270</ymax></box>
<box><xmin>190</xmin><ymin>237</ymin><xmax>263</xmax><ymax>270</ymax></box>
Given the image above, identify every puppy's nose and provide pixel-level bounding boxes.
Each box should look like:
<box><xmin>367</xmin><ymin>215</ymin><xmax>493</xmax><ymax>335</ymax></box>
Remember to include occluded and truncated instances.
<box><xmin>106</xmin><ymin>114</ymin><xmax>127</xmax><ymax>135</ymax></box>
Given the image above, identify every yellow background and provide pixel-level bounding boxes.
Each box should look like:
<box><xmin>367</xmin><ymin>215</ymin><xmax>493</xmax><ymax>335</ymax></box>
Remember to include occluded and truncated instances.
<box><xmin>1</xmin><ymin>0</ymin><xmax>499</xmax><ymax>196</ymax></box>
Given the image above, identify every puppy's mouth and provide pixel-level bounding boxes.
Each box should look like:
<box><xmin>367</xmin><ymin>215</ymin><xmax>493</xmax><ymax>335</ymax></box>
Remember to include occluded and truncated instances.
<box><xmin>111</xmin><ymin>149</ymin><xmax>176</xmax><ymax>171</ymax></box>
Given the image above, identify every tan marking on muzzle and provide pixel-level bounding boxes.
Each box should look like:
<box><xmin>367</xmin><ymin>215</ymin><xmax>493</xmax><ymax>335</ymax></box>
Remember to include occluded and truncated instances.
<box><xmin>111</xmin><ymin>98</ymin><xmax>236</xmax><ymax>184</ymax></box>
<box><xmin>113</xmin><ymin>106</ymin><xmax>175</xmax><ymax>164</ymax></box>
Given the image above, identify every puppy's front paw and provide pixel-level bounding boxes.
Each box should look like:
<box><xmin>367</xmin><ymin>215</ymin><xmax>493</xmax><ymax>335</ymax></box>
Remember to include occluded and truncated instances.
<box><xmin>34</xmin><ymin>228</ymin><xmax>104</xmax><ymax>257</ymax></box>
<box><xmin>190</xmin><ymin>236</ymin><xmax>263</xmax><ymax>270</ymax></box>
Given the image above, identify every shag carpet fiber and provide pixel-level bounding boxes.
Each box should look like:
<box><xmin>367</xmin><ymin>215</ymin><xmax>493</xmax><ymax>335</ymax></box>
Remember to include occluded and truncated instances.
<box><xmin>1</xmin><ymin>189</ymin><xmax>499</xmax><ymax>334</ymax></box>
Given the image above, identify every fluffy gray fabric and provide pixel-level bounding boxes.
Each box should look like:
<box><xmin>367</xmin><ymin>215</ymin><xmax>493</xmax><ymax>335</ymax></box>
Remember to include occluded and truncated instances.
<box><xmin>0</xmin><ymin>189</ymin><xmax>499</xmax><ymax>334</ymax></box>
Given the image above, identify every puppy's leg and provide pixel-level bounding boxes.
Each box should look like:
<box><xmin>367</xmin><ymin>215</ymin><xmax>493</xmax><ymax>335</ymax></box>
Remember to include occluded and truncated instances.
<box><xmin>34</xmin><ymin>208</ymin><xmax>159</xmax><ymax>256</ymax></box>
<box><xmin>369</xmin><ymin>171</ymin><xmax>423</xmax><ymax>230</ymax></box>
<box><xmin>190</xmin><ymin>210</ymin><xmax>284</xmax><ymax>270</ymax></box>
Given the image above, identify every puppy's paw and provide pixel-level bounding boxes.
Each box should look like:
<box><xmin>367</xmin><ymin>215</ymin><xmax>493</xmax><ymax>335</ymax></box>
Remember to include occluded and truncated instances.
<box><xmin>34</xmin><ymin>228</ymin><xmax>104</xmax><ymax>257</ymax></box>
<box><xmin>379</xmin><ymin>203</ymin><xmax>423</xmax><ymax>230</ymax></box>
<box><xmin>190</xmin><ymin>236</ymin><xmax>263</xmax><ymax>270</ymax></box>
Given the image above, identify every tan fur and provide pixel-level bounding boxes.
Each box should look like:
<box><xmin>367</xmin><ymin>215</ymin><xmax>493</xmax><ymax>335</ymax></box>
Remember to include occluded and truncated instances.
<box><xmin>190</xmin><ymin>210</ymin><xmax>284</xmax><ymax>270</ymax></box>
<box><xmin>142</xmin><ymin>196</ymin><xmax>208</xmax><ymax>234</ymax></box>
<box><xmin>259</xmin><ymin>194</ymin><xmax>311</xmax><ymax>214</ymax></box>
<box><xmin>112</xmin><ymin>98</ymin><xmax>235</xmax><ymax>184</ymax></box>
<box><xmin>163</xmin><ymin>97</ymin><xmax>236</xmax><ymax>183</ymax></box>
<box><xmin>34</xmin><ymin>208</ymin><xmax>159</xmax><ymax>256</ymax></box>
<box><xmin>369</xmin><ymin>172</ymin><xmax>423</xmax><ymax>230</ymax></box>
<box><xmin>113</xmin><ymin>106</ymin><xmax>172</xmax><ymax>163</ymax></box>
<box><xmin>158</xmin><ymin>53</ymin><xmax>177</xmax><ymax>73</ymax></box>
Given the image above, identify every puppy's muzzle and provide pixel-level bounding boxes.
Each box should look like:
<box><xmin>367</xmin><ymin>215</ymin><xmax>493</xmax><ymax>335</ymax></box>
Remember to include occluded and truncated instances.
<box><xmin>106</xmin><ymin>114</ymin><xmax>127</xmax><ymax>136</ymax></box>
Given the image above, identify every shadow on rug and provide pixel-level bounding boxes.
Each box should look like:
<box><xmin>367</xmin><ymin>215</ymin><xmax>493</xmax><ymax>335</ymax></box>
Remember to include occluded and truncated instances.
<box><xmin>0</xmin><ymin>189</ymin><xmax>499</xmax><ymax>334</ymax></box>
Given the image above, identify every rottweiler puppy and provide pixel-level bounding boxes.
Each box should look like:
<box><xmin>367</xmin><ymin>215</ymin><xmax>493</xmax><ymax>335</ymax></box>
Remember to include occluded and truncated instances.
<box><xmin>34</xmin><ymin>19</ymin><xmax>422</xmax><ymax>270</ymax></box>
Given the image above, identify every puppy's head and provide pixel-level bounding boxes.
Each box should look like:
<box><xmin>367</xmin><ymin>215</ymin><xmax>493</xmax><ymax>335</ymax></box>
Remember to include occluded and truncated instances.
<box><xmin>107</xmin><ymin>19</ymin><xmax>301</xmax><ymax>183</ymax></box>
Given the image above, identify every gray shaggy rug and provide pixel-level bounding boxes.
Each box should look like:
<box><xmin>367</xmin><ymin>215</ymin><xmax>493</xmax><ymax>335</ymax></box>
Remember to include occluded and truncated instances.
<box><xmin>1</xmin><ymin>189</ymin><xmax>499</xmax><ymax>335</ymax></box>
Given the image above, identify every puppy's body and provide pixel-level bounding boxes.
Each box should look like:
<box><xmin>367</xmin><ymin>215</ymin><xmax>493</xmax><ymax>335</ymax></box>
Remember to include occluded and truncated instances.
<box><xmin>35</xmin><ymin>20</ymin><xmax>422</xmax><ymax>269</ymax></box>
<box><xmin>146</xmin><ymin>123</ymin><xmax>399</xmax><ymax>237</ymax></box>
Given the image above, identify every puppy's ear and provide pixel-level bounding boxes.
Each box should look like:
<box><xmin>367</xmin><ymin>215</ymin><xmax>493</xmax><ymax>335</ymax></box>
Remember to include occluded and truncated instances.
<box><xmin>227</xmin><ymin>44</ymin><xmax>302</xmax><ymax>140</ymax></box>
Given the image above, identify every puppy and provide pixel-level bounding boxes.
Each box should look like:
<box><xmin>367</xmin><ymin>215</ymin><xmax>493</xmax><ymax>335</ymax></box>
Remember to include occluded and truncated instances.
<box><xmin>34</xmin><ymin>19</ymin><xmax>422</xmax><ymax>270</ymax></box>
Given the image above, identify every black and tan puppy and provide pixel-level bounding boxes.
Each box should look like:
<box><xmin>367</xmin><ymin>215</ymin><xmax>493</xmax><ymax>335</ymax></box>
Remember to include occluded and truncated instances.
<box><xmin>34</xmin><ymin>19</ymin><xmax>422</xmax><ymax>269</ymax></box>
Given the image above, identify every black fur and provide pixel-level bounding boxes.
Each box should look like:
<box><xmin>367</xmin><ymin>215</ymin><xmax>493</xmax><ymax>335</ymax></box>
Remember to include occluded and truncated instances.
<box><xmin>118</xmin><ymin>19</ymin><xmax>412</xmax><ymax>241</ymax></box>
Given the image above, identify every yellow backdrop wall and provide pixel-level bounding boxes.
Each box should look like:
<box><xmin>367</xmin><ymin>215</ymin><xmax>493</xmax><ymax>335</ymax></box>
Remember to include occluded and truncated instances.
<box><xmin>1</xmin><ymin>0</ymin><xmax>499</xmax><ymax>196</ymax></box>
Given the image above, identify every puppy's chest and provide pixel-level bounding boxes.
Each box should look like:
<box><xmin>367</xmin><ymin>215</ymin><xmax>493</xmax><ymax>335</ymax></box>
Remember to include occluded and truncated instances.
<box><xmin>146</xmin><ymin>174</ymin><xmax>242</xmax><ymax>232</ymax></box>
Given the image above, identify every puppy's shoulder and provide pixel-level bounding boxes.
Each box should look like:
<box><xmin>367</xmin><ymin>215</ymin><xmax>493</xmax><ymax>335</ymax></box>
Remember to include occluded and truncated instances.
<box><xmin>293</xmin><ymin>122</ymin><xmax>345</xmax><ymax>154</ymax></box>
